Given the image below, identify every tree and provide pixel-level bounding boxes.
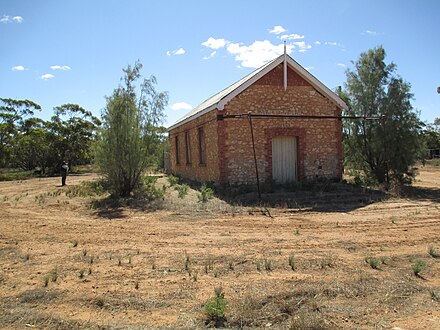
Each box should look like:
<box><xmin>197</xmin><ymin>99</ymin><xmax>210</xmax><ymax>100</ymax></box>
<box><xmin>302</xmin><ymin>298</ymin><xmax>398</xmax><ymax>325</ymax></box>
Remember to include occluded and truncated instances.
<box><xmin>422</xmin><ymin>118</ymin><xmax>440</xmax><ymax>158</ymax></box>
<box><xmin>0</xmin><ymin>98</ymin><xmax>41</xmax><ymax>167</ymax></box>
<box><xmin>13</xmin><ymin>118</ymin><xmax>51</xmax><ymax>172</ymax></box>
<box><xmin>48</xmin><ymin>103</ymin><xmax>101</xmax><ymax>168</ymax></box>
<box><xmin>342</xmin><ymin>46</ymin><xmax>423</xmax><ymax>184</ymax></box>
<box><xmin>9</xmin><ymin>103</ymin><xmax>100</xmax><ymax>174</ymax></box>
<box><xmin>95</xmin><ymin>62</ymin><xmax>168</xmax><ymax>197</ymax></box>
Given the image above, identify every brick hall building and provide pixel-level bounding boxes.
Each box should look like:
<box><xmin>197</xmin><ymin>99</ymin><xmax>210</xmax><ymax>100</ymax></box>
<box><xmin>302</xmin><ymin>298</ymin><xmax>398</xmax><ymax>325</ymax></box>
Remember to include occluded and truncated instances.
<box><xmin>167</xmin><ymin>54</ymin><xmax>348</xmax><ymax>185</ymax></box>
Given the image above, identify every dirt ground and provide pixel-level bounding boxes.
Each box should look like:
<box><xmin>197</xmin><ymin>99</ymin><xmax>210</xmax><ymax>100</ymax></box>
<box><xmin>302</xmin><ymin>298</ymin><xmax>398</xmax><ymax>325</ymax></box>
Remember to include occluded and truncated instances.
<box><xmin>0</xmin><ymin>165</ymin><xmax>439</xmax><ymax>329</ymax></box>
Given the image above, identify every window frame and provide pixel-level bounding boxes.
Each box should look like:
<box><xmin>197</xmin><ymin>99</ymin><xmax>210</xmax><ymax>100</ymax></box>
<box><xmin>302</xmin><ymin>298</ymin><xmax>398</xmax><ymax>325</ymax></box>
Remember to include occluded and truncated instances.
<box><xmin>175</xmin><ymin>135</ymin><xmax>180</xmax><ymax>165</ymax></box>
<box><xmin>185</xmin><ymin>131</ymin><xmax>191</xmax><ymax>165</ymax></box>
<box><xmin>198</xmin><ymin>126</ymin><xmax>206</xmax><ymax>166</ymax></box>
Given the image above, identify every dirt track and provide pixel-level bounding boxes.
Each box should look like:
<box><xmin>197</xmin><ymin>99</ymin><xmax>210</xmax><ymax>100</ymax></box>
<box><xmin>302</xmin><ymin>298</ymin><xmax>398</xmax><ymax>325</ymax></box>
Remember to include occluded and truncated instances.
<box><xmin>0</xmin><ymin>166</ymin><xmax>439</xmax><ymax>329</ymax></box>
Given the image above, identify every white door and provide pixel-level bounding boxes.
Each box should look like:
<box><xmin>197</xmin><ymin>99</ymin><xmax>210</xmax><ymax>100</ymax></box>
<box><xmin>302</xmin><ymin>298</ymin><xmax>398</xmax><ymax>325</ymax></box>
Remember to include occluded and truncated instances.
<box><xmin>272</xmin><ymin>136</ymin><xmax>297</xmax><ymax>183</ymax></box>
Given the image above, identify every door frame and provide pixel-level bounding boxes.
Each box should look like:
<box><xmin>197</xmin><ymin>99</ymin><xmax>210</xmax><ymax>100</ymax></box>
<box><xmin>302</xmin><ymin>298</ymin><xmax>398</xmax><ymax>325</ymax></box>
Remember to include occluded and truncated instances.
<box><xmin>264</xmin><ymin>127</ymin><xmax>306</xmax><ymax>182</ymax></box>
<box><xmin>271</xmin><ymin>136</ymin><xmax>298</xmax><ymax>183</ymax></box>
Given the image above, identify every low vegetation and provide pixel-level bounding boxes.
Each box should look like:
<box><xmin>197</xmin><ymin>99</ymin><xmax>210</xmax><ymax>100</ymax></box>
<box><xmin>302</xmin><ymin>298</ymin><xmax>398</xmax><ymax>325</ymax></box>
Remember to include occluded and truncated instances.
<box><xmin>0</xmin><ymin>164</ymin><xmax>439</xmax><ymax>329</ymax></box>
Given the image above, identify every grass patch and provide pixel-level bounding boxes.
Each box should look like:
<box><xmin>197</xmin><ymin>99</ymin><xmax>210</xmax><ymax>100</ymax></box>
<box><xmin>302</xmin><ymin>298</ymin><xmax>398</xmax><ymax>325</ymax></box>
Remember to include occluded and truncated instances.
<box><xmin>412</xmin><ymin>259</ymin><xmax>426</xmax><ymax>277</ymax></box>
<box><xmin>428</xmin><ymin>245</ymin><xmax>440</xmax><ymax>258</ymax></box>
<box><xmin>175</xmin><ymin>184</ymin><xmax>189</xmax><ymax>199</ymax></box>
<box><xmin>366</xmin><ymin>257</ymin><xmax>380</xmax><ymax>270</ymax></box>
<box><xmin>198</xmin><ymin>184</ymin><xmax>214</xmax><ymax>203</ymax></box>
<box><xmin>0</xmin><ymin>168</ymin><xmax>35</xmax><ymax>181</ymax></box>
<box><xmin>167</xmin><ymin>175</ymin><xmax>179</xmax><ymax>187</ymax></box>
<box><xmin>204</xmin><ymin>287</ymin><xmax>227</xmax><ymax>327</ymax></box>
<box><xmin>431</xmin><ymin>290</ymin><xmax>439</xmax><ymax>302</ymax></box>
<box><xmin>288</xmin><ymin>254</ymin><xmax>297</xmax><ymax>271</ymax></box>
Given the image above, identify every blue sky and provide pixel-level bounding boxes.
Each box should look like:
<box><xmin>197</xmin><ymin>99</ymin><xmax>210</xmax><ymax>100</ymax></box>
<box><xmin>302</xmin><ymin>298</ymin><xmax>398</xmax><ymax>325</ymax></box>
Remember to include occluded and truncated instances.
<box><xmin>1</xmin><ymin>0</ymin><xmax>439</xmax><ymax>126</ymax></box>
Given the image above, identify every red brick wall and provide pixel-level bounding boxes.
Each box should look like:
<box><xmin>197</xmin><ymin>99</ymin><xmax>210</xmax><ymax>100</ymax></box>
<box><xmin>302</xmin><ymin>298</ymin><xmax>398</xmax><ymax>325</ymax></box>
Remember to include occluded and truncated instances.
<box><xmin>220</xmin><ymin>64</ymin><xmax>342</xmax><ymax>184</ymax></box>
<box><xmin>168</xmin><ymin>63</ymin><xmax>343</xmax><ymax>185</ymax></box>
<box><xmin>168</xmin><ymin>111</ymin><xmax>220</xmax><ymax>182</ymax></box>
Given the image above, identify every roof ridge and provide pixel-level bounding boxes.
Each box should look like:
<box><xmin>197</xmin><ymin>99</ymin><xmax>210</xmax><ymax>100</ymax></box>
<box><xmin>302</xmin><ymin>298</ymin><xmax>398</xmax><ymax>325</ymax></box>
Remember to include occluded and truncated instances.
<box><xmin>168</xmin><ymin>54</ymin><xmax>347</xmax><ymax>130</ymax></box>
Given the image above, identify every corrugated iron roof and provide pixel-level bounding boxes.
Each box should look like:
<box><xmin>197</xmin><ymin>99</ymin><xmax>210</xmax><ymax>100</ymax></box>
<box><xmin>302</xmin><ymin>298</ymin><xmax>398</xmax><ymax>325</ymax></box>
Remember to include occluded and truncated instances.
<box><xmin>168</xmin><ymin>54</ymin><xmax>347</xmax><ymax>130</ymax></box>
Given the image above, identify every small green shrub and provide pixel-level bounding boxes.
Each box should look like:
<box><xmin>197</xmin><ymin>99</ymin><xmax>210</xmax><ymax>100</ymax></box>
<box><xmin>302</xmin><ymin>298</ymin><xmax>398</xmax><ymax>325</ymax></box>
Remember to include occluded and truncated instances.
<box><xmin>288</xmin><ymin>255</ymin><xmax>296</xmax><ymax>271</ymax></box>
<box><xmin>428</xmin><ymin>245</ymin><xmax>440</xmax><ymax>258</ymax></box>
<box><xmin>380</xmin><ymin>256</ymin><xmax>390</xmax><ymax>265</ymax></box>
<box><xmin>184</xmin><ymin>255</ymin><xmax>191</xmax><ymax>271</ymax></box>
<box><xmin>176</xmin><ymin>184</ymin><xmax>189</xmax><ymax>199</ymax></box>
<box><xmin>256</xmin><ymin>261</ymin><xmax>261</xmax><ymax>271</ymax></box>
<box><xmin>72</xmin><ymin>240</ymin><xmax>78</xmax><ymax>247</ymax></box>
<box><xmin>264</xmin><ymin>258</ymin><xmax>273</xmax><ymax>271</ymax></box>
<box><xmin>366</xmin><ymin>257</ymin><xmax>380</xmax><ymax>270</ymax></box>
<box><xmin>167</xmin><ymin>175</ymin><xmax>179</xmax><ymax>187</ymax></box>
<box><xmin>198</xmin><ymin>184</ymin><xmax>214</xmax><ymax>203</ymax></box>
<box><xmin>412</xmin><ymin>259</ymin><xmax>426</xmax><ymax>277</ymax></box>
<box><xmin>204</xmin><ymin>287</ymin><xmax>227</xmax><ymax>323</ymax></box>
<box><xmin>143</xmin><ymin>176</ymin><xmax>165</xmax><ymax>199</ymax></box>
<box><xmin>79</xmin><ymin>269</ymin><xmax>85</xmax><ymax>278</ymax></box>
<box><xmin>43</xmin><ymin>275</ymin><xmax>50</xmax><ymax>287</ymax></box>
<box><xmin>50</xmin><ymin>268</ymin><xmax>58</xmax><ymax>282</ymax></box>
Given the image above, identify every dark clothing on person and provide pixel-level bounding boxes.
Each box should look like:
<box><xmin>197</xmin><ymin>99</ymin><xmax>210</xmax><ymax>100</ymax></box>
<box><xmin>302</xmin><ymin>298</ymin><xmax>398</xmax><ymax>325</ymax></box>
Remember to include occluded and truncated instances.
<box><xmin>61</xmin><ymin>162</ymin><xmax>69</xmax><ymax>186</ymax></box>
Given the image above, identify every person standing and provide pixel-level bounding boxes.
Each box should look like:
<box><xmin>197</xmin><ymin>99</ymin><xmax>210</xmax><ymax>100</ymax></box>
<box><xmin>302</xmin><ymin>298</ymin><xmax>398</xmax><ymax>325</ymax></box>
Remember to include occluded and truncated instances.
<box><xmin>60</xmin><ymin>161</ymin><xmax>69</xmax><ymax>186</ymax></box>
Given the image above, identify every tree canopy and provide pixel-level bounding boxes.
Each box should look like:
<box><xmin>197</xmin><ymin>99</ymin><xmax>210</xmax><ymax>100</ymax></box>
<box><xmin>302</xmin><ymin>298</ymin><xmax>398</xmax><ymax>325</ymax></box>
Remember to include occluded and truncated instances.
<box><xmin>341</xmin><ymin>46</ymin><xmax>423</xmax><ymax>184</ymax></box>
<box><xmin>94</xmin><ymin>61</ymin><xmax>168</xmax><ymax>197</ymax></box>
<box><xmin>0</xmin><ymin>98</ymin><xmax>100</xmax><ymax>174</ymax></box>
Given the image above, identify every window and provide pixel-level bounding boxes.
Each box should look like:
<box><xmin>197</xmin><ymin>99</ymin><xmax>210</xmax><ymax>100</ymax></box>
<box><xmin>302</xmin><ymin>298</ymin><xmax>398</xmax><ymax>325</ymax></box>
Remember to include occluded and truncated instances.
<box><xmin>175</xmin><ymin>136</ymin><xmax>180</xmax><ymax>165</ymax></box>
<box><xmin>198</xmin><ymin>127</ymin><xmax>206</xmax><ymax>165</ymax></box>
<box><xmin>185</xmin><ymin>131</ymin><xmax>191</xmax><ymax>165</ymax></box>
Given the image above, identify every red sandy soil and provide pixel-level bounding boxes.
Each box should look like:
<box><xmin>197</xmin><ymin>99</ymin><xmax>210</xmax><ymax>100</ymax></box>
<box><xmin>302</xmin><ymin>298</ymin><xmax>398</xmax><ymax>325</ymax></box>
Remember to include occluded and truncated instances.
<box><xmin>0</xmin><ymin>165</ymin><xmax>439</xmax><ymax>329</ymax></box>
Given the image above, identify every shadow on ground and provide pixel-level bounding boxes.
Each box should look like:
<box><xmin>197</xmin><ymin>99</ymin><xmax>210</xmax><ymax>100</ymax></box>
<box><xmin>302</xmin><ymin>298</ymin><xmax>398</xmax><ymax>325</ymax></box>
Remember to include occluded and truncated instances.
<box><xmin>91</xmin><ymin>195</ymin><xmax>165</xmax><ymax>220</ymax></box>
<box><xmin>214</xmin><ymin>182</ymin><xmax>387</xmax><ymax>213</ymax></box>
<box><xmin>400</xmin><ymin>185</ymin><xmax>440</xmax><ymax>203</ymax></box>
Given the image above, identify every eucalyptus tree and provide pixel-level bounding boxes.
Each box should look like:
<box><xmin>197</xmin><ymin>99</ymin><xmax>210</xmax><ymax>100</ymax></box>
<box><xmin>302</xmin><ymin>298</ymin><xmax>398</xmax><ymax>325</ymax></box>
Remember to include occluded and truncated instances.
<box><xmin>0</xmin><ymin>98</ymin><xmax>41</xmax><ymax>167</ymax></box>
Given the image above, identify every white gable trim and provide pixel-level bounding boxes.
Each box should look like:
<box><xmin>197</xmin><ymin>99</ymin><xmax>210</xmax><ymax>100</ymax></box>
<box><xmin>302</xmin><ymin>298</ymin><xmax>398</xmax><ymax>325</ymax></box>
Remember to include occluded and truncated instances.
<box><xmin>168</xmin><ymin>55</ymin><xmax>347</xmax><ymax>131</ymax></box>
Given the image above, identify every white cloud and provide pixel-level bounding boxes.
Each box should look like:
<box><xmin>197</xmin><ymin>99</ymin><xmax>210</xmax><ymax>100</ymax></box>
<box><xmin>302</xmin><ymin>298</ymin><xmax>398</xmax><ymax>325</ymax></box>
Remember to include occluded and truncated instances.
<box><xmin>12</xmin><ymin>16</ymin><xmax>23</xmax><ymax>23</ymax></box>
<box><xmin>171</xmin><ymin>102</ymin><xmax>192</xmax><ymax>111</ymax></box>
<box><xmin>41</xmin><ymin>73</ymin><xmax>55</xmax><ymax>80</ymax></box>
<box><xmin>50</xmin><ymin>65</ymin><xmax>71</xmax><ymax>70</ymax></box>
<box><xmin>203</xmin><ymin>51</ymin><xmax>217</xmax><ymax>60</ymax></box>
<box><xmin>314</xmin><ymin>41</ymin><xmax>321</xmax><ymax>45</ymax></box>
<box><xmin>280</xmin><ymin>33</ymin><xmax>304</xmax><ymax>40</ymax></box>
<box><xmin>269</xmin><ymin>25</ymin><xmax>286</xmax><ymax>35</ymax></box>
<box><xmin>292</xmin><ymin>41</ymin><xmax>311</xmax><ymax>52</ymax></box>
<box><xmin>337</xmin><ymin>63</ymin><xmax>346</xmax><ymax>68</ymax></box>
<box><xmin>12</xmin><ymin>65</ymin><xmax>25</xmax><ymax>71</ymax></box>
<box><xmin>201</xmin><ymin>37</ymin><xmax>228</xmax><ymax>50</ymax></box>
<box><xmin>324</xmin><ymin>41</ymin><xmax>345</xmax><ymax>50</ymax></box>
<box><xmin>1</xmin><ymin>15</ymin><xmax>24</xmax><ymax>23</ymax></box>
<box><xmin>201</xmin><ymin>28</ymin><xmax>311</xmax><ymax>68</ymax></box>
<box><xmin>363</xmin><ymin>29</ymin><xmax>383</xmax><ymax>36</ymax></box>
<box><xmin>175</xmin><ymin>48</ymin><xmax>185</xmax><ymax>55</ymax></box>
<box><xmin>305</xmin><ymin>66</ymin><xmax>314</xmax><ymax>72</ymax></box>
<box><xmin>167</xmin><ymin>48</ymin><xmax>186</xmax><ymax>56</ymax></box>
<box><xmin>226</xmin><ymin>40</ymin><xmax>294</xmax><ymax>68</ymax></box>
